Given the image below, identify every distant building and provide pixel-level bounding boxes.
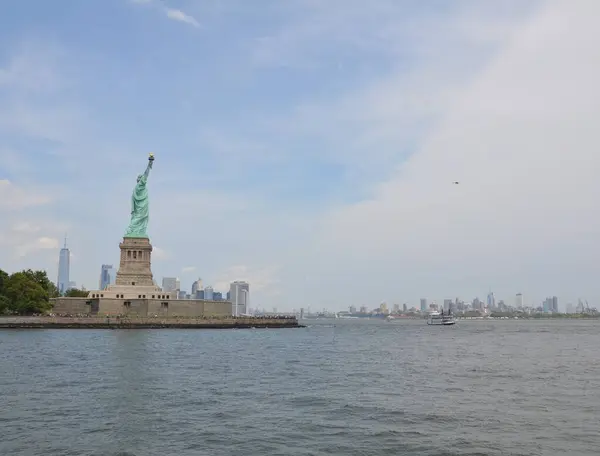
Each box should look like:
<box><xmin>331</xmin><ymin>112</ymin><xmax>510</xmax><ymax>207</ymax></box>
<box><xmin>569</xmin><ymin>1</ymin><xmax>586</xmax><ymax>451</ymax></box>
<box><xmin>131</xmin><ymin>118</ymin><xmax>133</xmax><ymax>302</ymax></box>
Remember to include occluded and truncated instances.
<box><xmin>99</xmin><ymin>264</ymin><xmax>114</xmax><ymax>290</ymax></box>
<box><xmin>230</xmin><ymin>281</ymin><xmax>250</xmax><ymax>315</ymax></box>
<box><xmin>420</xmin><ymin>298</ymin><xmax>427</xmax><ymax>312</ymax></box>
<box><xmin>162</xmin><ymin>277</ymin><xmax>180</xmax><ymax>292</ymax></box>
<box><xmin>443</xmin><ymin>299</ymin><xmax>452</xmax><ymax>312</ymax></box>
<box><xmin>542</xmin><ymin>296</ymin><xmax>559</xmax><ymax>313</ymax></box>
<box><xmin>359</xmin><ymin>306</ymin><xmax>368</xmax><ymax>314</ymax></box>
<box><xmin>393</xmin><ymin>303</ymin><xmax>400</xmax><ymax>313</ymax></box>
<box><xmin>195</xmin><ymin>289</ymin><xmax>205</xmax><ymax>300</ymax></box>
<box><xmin>204</xmin><ymin>286</ymin><xmax>214</xmax><ymax>300</ymax></box>
<box><xmin>542</xmin><ymin>298</ymin><xmax>551</xmax><ymax>312</ymax></box>
<box><xmin>57</xmin><ymin>237</ymin><xmax>70</xmax><ymax>295</ymax></box>
<box><xmin>486</xmin><ymin>291</ymin><xmax>495</xmax><ymax>309</ymax></box>
<box><xmin>177</xmin><ymin>290</ymin><xmax>187</xmax><ymax>299</ymax></box>
<box><xmin>566</xmin><ymin>303</ymin><xmax>574</xmax><ymax>314</ymax></box>
<box><xmin>213</xmin><ymin>291</ymin><xmax>223</xmax><ymax>301</ymax></box>
<box><xmin>403</xmin><ymin>303</ymin><xmax>407</xmax><ymax>313</ymax></box>
<box><xmin>349</xmin><ymin>305</ymin><xmax>357</xmax><ymax>314</ymax></box>
<box><xmin>515</xmin><ymin>293</ymin><xmax>524</xmax><ymax>309</ymax></box>
<box><xmin>191</xmin><ymin>278</ymin><xmax>203</xmax><ymax>296</ymax></box>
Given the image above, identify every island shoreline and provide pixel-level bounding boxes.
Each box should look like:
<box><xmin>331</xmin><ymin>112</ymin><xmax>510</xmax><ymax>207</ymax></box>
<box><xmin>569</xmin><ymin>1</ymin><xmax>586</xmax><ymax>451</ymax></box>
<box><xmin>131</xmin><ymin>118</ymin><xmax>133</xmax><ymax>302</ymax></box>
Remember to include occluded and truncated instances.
<box><xmin>0</xmin><ymin>316</ymin><xmax>304</xmax><ymax>330</ymax></box>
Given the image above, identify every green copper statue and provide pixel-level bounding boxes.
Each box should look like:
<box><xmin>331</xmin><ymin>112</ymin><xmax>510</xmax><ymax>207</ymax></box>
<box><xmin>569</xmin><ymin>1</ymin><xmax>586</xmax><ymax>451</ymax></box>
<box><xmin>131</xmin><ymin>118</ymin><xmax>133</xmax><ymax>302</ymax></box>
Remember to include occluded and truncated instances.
<box><xmin>125</xmin><ymin>154</ymin><xmax>154</xmax><ymax>238</ymax></box>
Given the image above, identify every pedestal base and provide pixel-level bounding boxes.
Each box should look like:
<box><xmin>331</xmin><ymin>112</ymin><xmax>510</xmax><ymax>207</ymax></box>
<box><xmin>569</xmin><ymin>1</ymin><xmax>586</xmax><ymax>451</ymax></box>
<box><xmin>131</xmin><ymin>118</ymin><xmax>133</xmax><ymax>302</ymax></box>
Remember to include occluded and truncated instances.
<box><xmin>115</xmin><ymin>237</ymin><xmax>155</xmax><ymax>286</ymax></box>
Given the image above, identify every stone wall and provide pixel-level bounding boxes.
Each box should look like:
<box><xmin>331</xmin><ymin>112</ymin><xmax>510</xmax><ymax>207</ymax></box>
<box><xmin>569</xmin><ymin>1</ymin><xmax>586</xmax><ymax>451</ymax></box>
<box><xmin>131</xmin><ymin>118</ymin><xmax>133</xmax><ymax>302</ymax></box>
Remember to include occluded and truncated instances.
<box><xmin>203</xmin><ymin>300</ymin><xmax>233</xmax><ymax>317</ymax></box>
<box><xmin>50</xmin><ymin>297</ymin><xmax>91</xmax><ymax>315</ymax></box>
<box><xmin>51</xmin><ymin>297</ymin><xmax>232</xmax><ymax>317</ymax></box>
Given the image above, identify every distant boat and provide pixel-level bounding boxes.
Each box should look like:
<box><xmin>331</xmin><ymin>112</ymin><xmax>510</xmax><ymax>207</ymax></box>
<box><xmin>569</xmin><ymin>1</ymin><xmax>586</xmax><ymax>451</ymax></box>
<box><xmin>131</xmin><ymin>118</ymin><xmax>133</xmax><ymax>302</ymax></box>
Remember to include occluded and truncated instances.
<box><xmin>427</xmin><ymin>310</ymin><xmax>456</xmax><ymax>326</ymax></box>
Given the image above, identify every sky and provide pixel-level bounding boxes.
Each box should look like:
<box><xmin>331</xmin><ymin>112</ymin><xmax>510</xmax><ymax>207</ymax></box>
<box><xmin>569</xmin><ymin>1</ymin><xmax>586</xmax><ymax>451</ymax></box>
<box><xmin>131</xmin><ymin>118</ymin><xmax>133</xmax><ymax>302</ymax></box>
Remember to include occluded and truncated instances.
<box><xmin>1</xmin><ymin>0</ymin><xmax>599</xmax><ymax>311</ymax></box>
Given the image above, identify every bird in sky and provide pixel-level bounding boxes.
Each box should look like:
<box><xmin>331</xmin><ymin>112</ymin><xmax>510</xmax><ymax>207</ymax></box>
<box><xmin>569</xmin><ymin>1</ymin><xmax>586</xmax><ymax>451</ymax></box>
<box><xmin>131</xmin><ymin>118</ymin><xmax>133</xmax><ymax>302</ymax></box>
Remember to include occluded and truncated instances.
<box><xmin>452</xmin><ymin>181</ymin><xmax>459</xmax><ymax>184</ymax></box>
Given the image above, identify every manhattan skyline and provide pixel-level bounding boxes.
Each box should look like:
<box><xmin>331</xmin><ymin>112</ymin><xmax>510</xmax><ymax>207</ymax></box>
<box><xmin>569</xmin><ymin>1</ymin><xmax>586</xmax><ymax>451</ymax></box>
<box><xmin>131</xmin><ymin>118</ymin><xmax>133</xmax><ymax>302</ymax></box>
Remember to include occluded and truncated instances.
<box><xmin>1</xmin><ymin>1</ymin><xmax>600</xmax><ymax>310</ymax></box>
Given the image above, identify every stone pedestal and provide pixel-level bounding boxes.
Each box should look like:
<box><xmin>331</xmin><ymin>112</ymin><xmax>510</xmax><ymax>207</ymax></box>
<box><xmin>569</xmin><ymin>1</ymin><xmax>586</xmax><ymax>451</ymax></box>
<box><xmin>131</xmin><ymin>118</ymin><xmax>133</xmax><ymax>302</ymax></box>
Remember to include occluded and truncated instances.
<box><xmin>87</xmin><ymin>236</ymin><xmax>172</xmax><ymax>300</ymax></box>
<box><xmin>115</xmin><ymin>237</ymin><xmax>155</xmax><ymax>286</ymax></box>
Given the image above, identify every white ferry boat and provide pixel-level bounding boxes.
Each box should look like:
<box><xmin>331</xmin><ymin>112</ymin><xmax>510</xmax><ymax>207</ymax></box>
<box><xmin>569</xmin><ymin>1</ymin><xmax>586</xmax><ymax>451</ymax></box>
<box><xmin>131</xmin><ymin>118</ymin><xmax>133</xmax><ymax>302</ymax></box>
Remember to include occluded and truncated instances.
<box><xmin>427</xmin><ymin>310</ymin><xmax>456</xmax><ymax>325</ymax></box>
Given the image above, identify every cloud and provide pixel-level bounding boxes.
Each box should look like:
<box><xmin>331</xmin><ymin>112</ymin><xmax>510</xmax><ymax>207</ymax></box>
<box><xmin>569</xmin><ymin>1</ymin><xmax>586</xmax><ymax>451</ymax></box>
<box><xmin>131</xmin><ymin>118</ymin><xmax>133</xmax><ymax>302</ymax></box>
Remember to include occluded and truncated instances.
<box><xmin>280</xmin><ymin>0</ymin><xmax>600</xmax><ymax>307</ymax></box>
<box><xmin>0</xmin><ymin>41</ymin><xmax>65</xmax><ymax>92</ymax></box>
<box><xmin>152</xmin><ymin>246</ymin><xmax>169</xmax><ymax>260</ymax></box>
<box><xmin>130</xmin><ymin>0</ymin><xmax>199</xmax><ymax>27</ymax></box>
<box><xmin>14</xmin><ymin>237</ymin><xmax>59</xmax><ymax>259</ymax></box>
<box><xmin>11</xmin><ymin>222</ymin><xmax>41</xmax><ymax>234</ymax></box>
<box><xmin>0</xmin><ymin>211</ymin><xmax>68</xmax><ymax>264</ymax></box>
<box><xmin>0</xmin><ymin>180</ymin><xmax>53</xmax><ymax>210</ymax></box>
<box><xmin>248</xmin><ymin>0</ymin><xmax>535</xmax><ymax>69</ymax></box>
<box><xmin>165</xmin><ymin>8</ymin><xmax>199</xmax><ymax>27</ymax></box>
<box><xmin>213</xmin><ymin>265</ymin><xmax>280</xmax><ymax>295</ymax></box>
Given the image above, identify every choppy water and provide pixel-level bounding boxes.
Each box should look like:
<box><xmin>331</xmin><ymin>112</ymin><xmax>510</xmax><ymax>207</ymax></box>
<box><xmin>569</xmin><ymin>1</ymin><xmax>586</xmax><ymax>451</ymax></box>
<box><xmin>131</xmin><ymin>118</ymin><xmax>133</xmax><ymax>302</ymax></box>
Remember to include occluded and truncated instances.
<box><xmin>1</xmin><ymin>319</ymin><xmax>599</xmax><ymax>455</ymax></box>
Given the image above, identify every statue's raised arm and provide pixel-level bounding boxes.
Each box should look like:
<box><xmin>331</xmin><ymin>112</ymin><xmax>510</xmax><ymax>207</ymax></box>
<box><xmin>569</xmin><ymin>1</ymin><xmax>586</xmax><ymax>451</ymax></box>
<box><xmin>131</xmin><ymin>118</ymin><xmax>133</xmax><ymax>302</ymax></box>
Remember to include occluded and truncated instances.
<box><xmin>143</xmin><ymin>154</ymin><xmax>154</xmax><ymax>179</ymax></box>
<box><xmin>124</xmin><ymin>154</ymin><xmax>155</xmax><ymax>238</ymax></box>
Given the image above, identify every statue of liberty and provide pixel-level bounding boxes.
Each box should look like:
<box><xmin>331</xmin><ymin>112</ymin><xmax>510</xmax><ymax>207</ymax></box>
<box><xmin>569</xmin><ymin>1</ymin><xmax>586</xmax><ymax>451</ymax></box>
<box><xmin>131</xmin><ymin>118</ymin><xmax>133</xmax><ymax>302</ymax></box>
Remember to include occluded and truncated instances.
<box><xmin>124</xmin><ymin>154</ymin><xmax>154</xmax><ymax>238</ymax></box>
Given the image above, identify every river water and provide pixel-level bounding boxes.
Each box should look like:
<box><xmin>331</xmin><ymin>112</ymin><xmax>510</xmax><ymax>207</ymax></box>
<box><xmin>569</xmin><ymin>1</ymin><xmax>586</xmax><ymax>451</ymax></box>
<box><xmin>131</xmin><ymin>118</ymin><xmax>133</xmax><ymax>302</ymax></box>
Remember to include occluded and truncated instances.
<box><xmin>0</xmin><ymin>319</ymin><xmax>598</xmax><ymax>455</ymax></box>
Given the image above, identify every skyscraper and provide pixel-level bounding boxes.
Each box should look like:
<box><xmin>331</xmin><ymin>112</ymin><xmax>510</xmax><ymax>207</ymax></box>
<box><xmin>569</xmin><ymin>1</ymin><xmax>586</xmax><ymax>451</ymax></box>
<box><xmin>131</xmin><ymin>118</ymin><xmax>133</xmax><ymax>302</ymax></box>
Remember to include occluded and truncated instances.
<box><xmin>57</xmin><ymin>237</ymin><xmax>70</xmax><ymax>294</ymax></box>
<box><xmin>420</xmin><ymin>298</ymin><xmax>428</xmax><ymax>312</ymax></box>
<box><xmin>204</xmin><ymin>286</ymin><xmax>214</xmax><ymax>300</ymax></box>
<box><xmin>443</xmin><ymin>299</ymin><xmax>452</xmax><ymax>312</ymax></box>
<box><xmin>191</xmin><ymin>278</ymin><xmax>203</xmax><ymax>296</ymax></box>
<box><xmin>515</xmin><ymin>293</ymin><xmax>524</xmax><ymax>309</ymax></box>
<box><xmin>99</xmin><ymin>264</ymin><xmax>114</xmax><ymax>290</ymax></box>
<box><xmin>162</xmin><ymin>277</ymin><xmax>180</xmax><ymax>292</ymax></box>
<box><xmin>542</xmin><ymin>296</ymin><xmax>559</xmax><ymax>313</ymax></box>
<box><xmin>229</xmin><ymin>281</ymin><xmax>249</xmax><ymax>316</ymax></box>
<box><xmin>486</xmin><ymin>291</ymin><xmax>495</xmax><ymax>309</ymax></box>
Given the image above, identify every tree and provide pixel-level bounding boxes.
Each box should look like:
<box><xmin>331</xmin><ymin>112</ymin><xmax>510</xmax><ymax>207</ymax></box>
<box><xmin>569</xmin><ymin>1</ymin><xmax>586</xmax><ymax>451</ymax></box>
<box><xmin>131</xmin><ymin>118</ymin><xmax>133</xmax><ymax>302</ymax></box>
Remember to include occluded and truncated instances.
<box><xmin>0</xmin><ymin>269</ymin><xmax>9</xmax><ymax>314</ymax></box>
<box><xmin>0</xmin><ymin>295</ymin><xmax>9</xmax><ymax>314</ymax></box>
<box><xmin>0</xmin><ymin>268</ymin><xmax>64</xmax><ymax>315</ymax></box>
<box><xmin>0</xmin><ymin>268</ymin><xmax>8</xmax><ymax>295</ymax></box>
<box><xmin>64</xmin><ymin>288</ymin><xmax>89</xmax><ymax>297</ymax></box>
<box><xmin>22</xmin><ymin>269</ymin><xmax>59</xmax><ymax>298</ymax></box>
<box><xmin>2</xmin><ymin>271</ymin><xmax>52</xmax><ymax>315</ymax></box>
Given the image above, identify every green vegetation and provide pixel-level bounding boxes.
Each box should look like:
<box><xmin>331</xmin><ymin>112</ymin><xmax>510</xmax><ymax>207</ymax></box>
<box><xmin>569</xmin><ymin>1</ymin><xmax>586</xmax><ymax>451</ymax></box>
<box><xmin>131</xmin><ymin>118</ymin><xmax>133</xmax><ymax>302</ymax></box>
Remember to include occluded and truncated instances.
<box><xmin>0</xmin><ymin>269</ymin><xmax>59</xmax><ymax>315</ymax></box>
<box><xmin>64</xmin><ymin>288</ymin><xmax>89</xmax><ymax>297</ymax></box>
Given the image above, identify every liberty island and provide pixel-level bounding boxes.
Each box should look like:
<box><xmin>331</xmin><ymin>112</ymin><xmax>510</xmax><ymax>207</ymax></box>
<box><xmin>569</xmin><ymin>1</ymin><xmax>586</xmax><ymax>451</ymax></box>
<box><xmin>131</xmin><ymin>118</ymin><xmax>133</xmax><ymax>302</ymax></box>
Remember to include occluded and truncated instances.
<box><xmin>39</xmin><ymin>154</ymin><xmax>300</xmax><ymax>328</ymax></box>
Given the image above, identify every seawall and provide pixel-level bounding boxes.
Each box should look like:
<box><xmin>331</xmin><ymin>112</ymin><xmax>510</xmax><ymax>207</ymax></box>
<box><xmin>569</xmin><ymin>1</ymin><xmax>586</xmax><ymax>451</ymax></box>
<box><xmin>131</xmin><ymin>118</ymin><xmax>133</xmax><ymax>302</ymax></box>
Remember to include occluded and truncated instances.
<box><xmin>0</xmin><ymin>316</ymin><xmax>304</xmax><ymax>329</ymax></box>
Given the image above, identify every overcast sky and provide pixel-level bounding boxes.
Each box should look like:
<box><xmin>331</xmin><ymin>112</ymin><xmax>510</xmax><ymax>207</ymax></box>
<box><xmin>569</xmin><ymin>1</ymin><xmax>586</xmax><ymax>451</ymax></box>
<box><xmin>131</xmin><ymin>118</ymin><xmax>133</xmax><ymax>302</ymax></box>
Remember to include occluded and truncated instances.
<box><xmin>1</xmin><ymin>0</ymin><xmax>598</xmax><ymax>311</ymax></box>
